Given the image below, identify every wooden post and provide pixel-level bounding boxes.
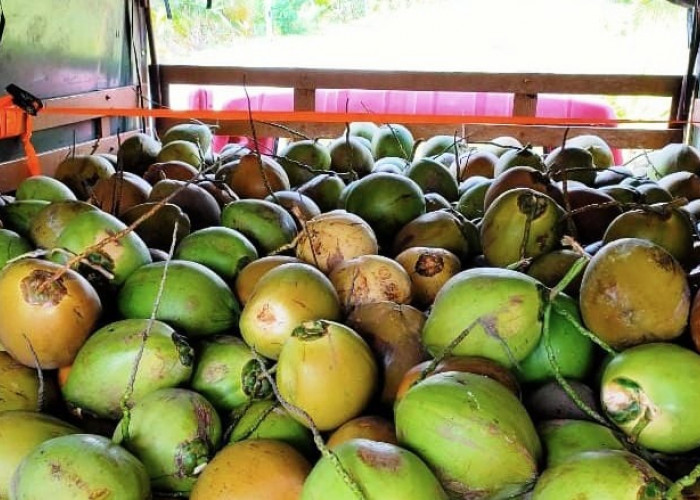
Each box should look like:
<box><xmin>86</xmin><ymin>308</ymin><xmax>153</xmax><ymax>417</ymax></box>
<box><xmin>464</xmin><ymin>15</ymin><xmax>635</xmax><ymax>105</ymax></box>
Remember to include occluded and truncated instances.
<box><xmin>294</xmin><ymin>88</ymin><xmax>316</xmax><ymax>111</ymax></box>
<box><xmin>513</xmin><ymin>93</ymin><xmax>538</xmax><ymax>118</ymax></box>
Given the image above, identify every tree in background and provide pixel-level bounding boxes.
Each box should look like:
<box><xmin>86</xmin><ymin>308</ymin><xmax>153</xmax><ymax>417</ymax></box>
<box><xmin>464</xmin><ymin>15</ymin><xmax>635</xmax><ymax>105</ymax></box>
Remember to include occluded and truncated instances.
<box><xmin>151</xmin><ymin>0</ymin><xmax>426</xmax><ymax>53</ymax></box>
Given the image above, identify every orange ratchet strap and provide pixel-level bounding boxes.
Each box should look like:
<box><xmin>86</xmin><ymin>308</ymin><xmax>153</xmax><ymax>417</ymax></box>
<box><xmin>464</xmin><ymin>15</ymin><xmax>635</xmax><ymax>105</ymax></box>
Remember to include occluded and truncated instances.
<box><xmin>37</xmin><ymin>105</ymin><xmax>683</xmax><ymax>127</ymax></box>
<box><xmin>0</xmin><ymin>85</ymin><xmax>42</xmax><ymax>177</ymax></box>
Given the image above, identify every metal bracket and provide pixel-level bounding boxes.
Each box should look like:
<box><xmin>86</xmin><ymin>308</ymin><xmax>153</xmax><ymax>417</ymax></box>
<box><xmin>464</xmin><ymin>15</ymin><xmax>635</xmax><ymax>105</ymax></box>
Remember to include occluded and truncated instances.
<box><xmin>5</xmin><ymin>84</ymin><xmax>43</xmax><ymax>116</ymax></box>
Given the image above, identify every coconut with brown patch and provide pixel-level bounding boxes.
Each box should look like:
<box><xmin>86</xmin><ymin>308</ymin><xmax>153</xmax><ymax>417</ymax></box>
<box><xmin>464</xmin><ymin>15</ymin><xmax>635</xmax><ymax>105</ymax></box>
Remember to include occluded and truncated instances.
<box><xmin>532</xmin><ymin>450</ymin><xmax>668</xmax><ymax>499</ymax></box>
<box><xmin>190</xmin><ymin>335</ymin><xmax>271</xmax><ymax>413</ymax></box>
<box><xmin>295</xmin><ymin>210</ymin><xmax>378</xmax><ymax>274</ymax></box>
<box><xmin>0</xmin><ymin>259</ymin><xmax>101</xmax><ymax>369</ymax></box>
<box><xmin>328</xmin><ymin>254</ymin><xmax>412</xmax><ymax>313</ymax></box>
<box><xmin>395</xmin><ymin>371</ymin><xmax>541</xmax><ymax>499</ymax></box>
<box><xmin>61</xmin><ymin>319</ymin><xmax>193</xmax><ymax>420</ymax></box>
<box><xmin>301</xmin><ymin>439</ymin><xmax>447</xmax><ymax>499</ymax></box>
<box><xmin>239</xmin><ymin>263</ymin><xmax>341</xmax><ymax>360</ymax></box>
<box><xmin>113</xmin><ymin>388</ymin><xmax>222</xmax><ymax>494</ymax></box>
<box><xmin>11</xmin><ymin>434</ymin><xmax>150</xmax><ymax>499</ymax></box>
<box><xmin>481</xmin><ymin>187</ymin><xmax>565</xmax><ymax>268</ymax></box>
<box><xmin>395</xmin><ymin>246</ymin><xmax>461</xmax><ymax>308</ymax></box>
<box><xmin>234</xmin><ymin>255</ymin><xmax>302</xmax><ymax>306</ymax></box>
<box><xmin>601</xmin><ymin>343</ymin><xmax>700</xmax><ymax>454</ymax></box>
<box><xmin>580</xmin><ymin>238</ymin><xmax>690</xmax><ymax>349</ymax></box>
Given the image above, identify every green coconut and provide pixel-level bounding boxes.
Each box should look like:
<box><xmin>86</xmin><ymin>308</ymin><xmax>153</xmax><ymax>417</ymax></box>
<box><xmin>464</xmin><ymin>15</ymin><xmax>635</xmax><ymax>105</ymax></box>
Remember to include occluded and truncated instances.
<box><xmin>395</xmin><ymin>371</ymin><xmax>541</xmax><ymax>499</ymax></box>
<box><xmin>538</xmin><ymin>419</ymin><xmax>625</xmax><ymax>468</ymax></box>
<box><xmin>424</xmin><ymin>192</ymin><xmax>452</xmax><ymax>212</ymax></box>
<box><xmin>455</xmin><ymin>177</ymin><xmax>492</xmax><ymax>220</ymax></box>
<box><xmin>15</xmin><ymin>176</ymin><xmax>76</xmax><ymax>202</ymax></box>
<box><xmin>526</xmin><ymin>249</ymin><xmax>587</xmax><ymax>297</ymax></box>
<box><xmin>414</xmin><ymin>134</ymin><xmax>463</xmax><ymax>160</ymax></box>
<box><xmin>61</xmin><ymin>318</ymin><xmax>194</xmax><ymax>420</ymax></box>
<box><xmin>565</xmin><ymin>134</ymin><xmax>615</xmax><ymax>169</ymax></box>
<box><xmin>28</xmin><ymin>200</ymin><xmax>98</xmax><ymax>249</ymax></box>
<box><xmin>645</xmin><ymin>143</ymin><xmax>700</xmax><ymax>180</ymax></box>
<box><xmin>0</xmin><ymin>411</ymin><xmax>79</xmax><ymax>499</ymax></box>
<box><xmin>532</xmin><ymin>450</ymin><xmax>668</xmax><ymax>500</ymax></box>
<box><xmin>117</xmin><ymin>260</ymin><xmax>240</xmax><ymax>337</ymax></box>
<box><xmin>191</xmin><ymin>335</ymin><xmax>272</xmax><ymax>412</ymax></box>
<box><xmin>371</xmin><ymin>124</ymin><xmax>414</xmax><ymax>160</ymax></box>
<box><xmin>221</xmin><ymin>199</ymin><xmax>297</xmax><ymax>255</ymax></box>
<box><xmin>602</xmin><ymin>206</ymin><xmax>695</xmax><ymax>267</ymax></box>
<box><xmin>392</xmin><ymin>209</ymin><xmax>473</xmax><ymax>262</ymax></box>
<box><xmin>494</xmin><ymin>146</ymin><xmax>545</xmax><ymax>176</ymax></box>
<box><xmin>50</xmin><ymin>209</ymin><xmax>152</xmax><ymax>286</ymax></box>
<box><xmin>228</xmin><ymin>400</ymin><xmax>315</xmax><ymax>458</ymax></box>
<box><xmin>518</xmin><ymin>294</ymin><xmax>595</xmax><ymax>384</ymax></box>
<box><xmin>162</xmin><ymin>123</ymin><xmax>213</xmax><ymax>153</ymax></box>
<box><xmin>329</xmin><ymin>136</ymin><xmax>375</xmax><ymax>177</ymax></box>
<box><xmin>301</xmin><ymin>439</ymin><xmax>448</xmax><ymax>500</ymax></box>
<box><xmin>0</xmin><ymin>229</ymin><xmax>31</xmax><ymax>269</ymax></box>
<box><xmin>599</xmin><ymin>184</ymin><xmax>639</xmax><ymax>204</ymax></box>
<box><xmin>601</xmin><ymin>343</ymin><xmax>700</xmax><ymax>454</ymax></box>
<box><xmin>480</xmin><ymin>136</ymin><xmax>523</xmax><ymax>157</ymax></box>
<box><xmin>343</xmin><ymin>172</ymin><xmax>426</xmax><ymax>245</ymax></box>
<box><xmin>296</xmin><ymin>173</ymin><xmax>346</xmax><ymax>213</ymax></box>
<box><xmin>0</xmin><ymin>352</ymin><xmax>41</xmax><ymax>412</ymax></box>
<box><xmin>422</xmin><ymin>267</ymin><xmax>545</xmax><ymax>368</ymax></box>
<box><xmin>404</xmin><ymin>157</ymin><xmax>459</xmax><ymax>201</ymax></box>
<box><xmin>11</xmin><ymin>434</ymin><xmax>150</xmax><ymax>500</ymax></box>
<box><xmin>113</xmin><ymin>388</ymin><xmax>221</xmax><ymax>494</ymax></box>
<box><xmin>481</xmin><ymin>188</ymin><xmax>564</xmax><ymax>268</ymax></box>
<box><xmin>0</xmin><ymin>200</ymin><xmax>50</xmax><ymax>238</ymax></box>
<box><xmin>156</xmin><ymin>140</ymin><xmax>202</xmax><ymax>169</ymax></box>
<box><xmin>265</xmin><ymin>190</ymin><xmax>322</xmax><ymax>223</ymax></box>
<box><xmin>174</xmin><ymin>226</ymin><xmax>258</xmax><ymax>282</ymax></box>
<box><xmin>276</xmin><ymin>320</ymin><xmax>378</xmax><ymax>431</ymax></box>
<box><xmin>117</xmin><ymin>132</ymin><xmax>162</xmax><ymax>176</ymax></box>
<box><xmin>148</xmin><ymin>179</ymin><xmax>221</xmax><ymax>230</ymax></box>
<box><xmin>544</xmin><ymin>146</ymin><xmax>597</xmax><ymax>186</ymax></box>
<box><xmin>53</xmin><ymin>155</ymin><xmax>116</xmax><ymax>200</ymax></box>
<box><xmin>347</xmin><ymin>122</ymin><xmax>379</xmax><ymax>142</ymax></box>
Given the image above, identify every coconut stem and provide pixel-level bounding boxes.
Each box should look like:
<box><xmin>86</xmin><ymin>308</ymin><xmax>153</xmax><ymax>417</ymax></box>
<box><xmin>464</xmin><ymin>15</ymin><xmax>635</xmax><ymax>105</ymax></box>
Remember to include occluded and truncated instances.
<box><xmin>551</xmin><ymin>302</ymin><xmax>617</xmax><ymax>357</ymax></box>
<box><xmin>519</xmin><ymin>194</ymin><xmax>537</xmax><ymax>262</ymax></box>
<box><xmin>292</xmin><ymin>204</ymin><xmax>321</xmax><ymax>270</ymax></box>
<box><xmin>233</xmin><ymin>401</ymin><xmax>278</xmax><ymax>442</ymax></box>
<box><xmin>417</xmin><ymin>318</ymin><xmax>481</xmax><ymax>383</ymax></box>
<box><xmin>250</xmin><ymin>350</ymin><xmax>366</xmax><ymax>500</ymax></box>
<box><xmin>541</xmin><ymin>302</ymin><xmax>610</xmax><ymax>426</ymax></box>
<box><xmin>664</xmin><ymin>463</ymin><xmax>700</xmax><ymax>499</ymax></box>
<box><xmin>548</xmin><ymin>255</ymin><xmax>588</xmax><ymax>301</ymax></box>
<box><xmin>22</xmin><ymin>334</ymin><xmax>45</xmax><ymax>412</ymax></box>
<box><xmin>117</xmin><ymin>220</ymin><xmax>179</xmax><ymax>442</ymax></box>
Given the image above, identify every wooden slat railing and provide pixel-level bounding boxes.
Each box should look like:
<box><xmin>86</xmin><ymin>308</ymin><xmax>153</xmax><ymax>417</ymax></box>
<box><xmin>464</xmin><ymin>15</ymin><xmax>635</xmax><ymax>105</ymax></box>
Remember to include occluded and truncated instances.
<box><xmin>155</xmin><ymin>65</ymin><xmax>685</xmax><ymax>151</ymax></box>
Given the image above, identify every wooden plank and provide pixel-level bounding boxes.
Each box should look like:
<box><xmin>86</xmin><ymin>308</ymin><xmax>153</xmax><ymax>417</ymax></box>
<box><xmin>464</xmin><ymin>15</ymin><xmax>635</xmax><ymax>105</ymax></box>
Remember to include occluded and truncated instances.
<box><xmin>34</xmin><ymin>86</ymin><xmax>140</xmax><ymax>131</ymax></box>
<box><xmin>294</xmin><ymin>88</ymin><xmax>315</xmax><ymax>111</ymax></box>
<box><xmin>157</xmin><ymin>117</ymin><xmax>680</xmax><ymax>151</ymax></box>
<box><xmin>513</xmin><ymin>93</ymin><xmax>538</xmax><ymax>117</ymax></box>
<box><xmin>157</xmin><ymin>65</ymin><xmax>682</xmax><ymax>97</ymax></box>
<box><xmin>0</xmin><ymin>131</ymin><xmax>139</xmax><ymax>193</ymax></box>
